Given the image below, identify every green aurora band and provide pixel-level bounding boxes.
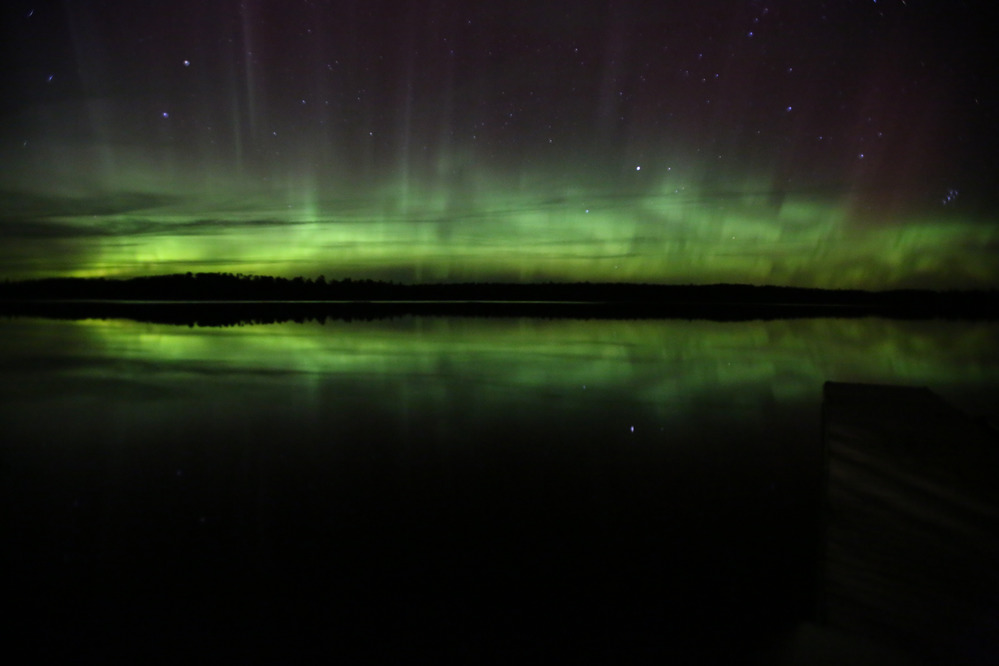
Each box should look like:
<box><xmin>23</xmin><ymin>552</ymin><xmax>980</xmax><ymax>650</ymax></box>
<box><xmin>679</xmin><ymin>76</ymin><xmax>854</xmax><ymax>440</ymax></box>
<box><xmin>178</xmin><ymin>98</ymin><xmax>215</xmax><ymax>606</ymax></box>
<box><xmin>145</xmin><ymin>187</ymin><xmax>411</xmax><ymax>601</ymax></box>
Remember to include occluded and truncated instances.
<box><xmin>5</xmin><ymin>316</ymin><xmax>998</xmax><ymax>429</ymax></box>
<box><xmin>3</xmin><ymin>2</ymin><xmax>996</xmax><ymax>290</ymax></box>
<box><xmin>2</xmin><ymin>170</ymin><xmax>995</xmax><ymax>289</ymax></box>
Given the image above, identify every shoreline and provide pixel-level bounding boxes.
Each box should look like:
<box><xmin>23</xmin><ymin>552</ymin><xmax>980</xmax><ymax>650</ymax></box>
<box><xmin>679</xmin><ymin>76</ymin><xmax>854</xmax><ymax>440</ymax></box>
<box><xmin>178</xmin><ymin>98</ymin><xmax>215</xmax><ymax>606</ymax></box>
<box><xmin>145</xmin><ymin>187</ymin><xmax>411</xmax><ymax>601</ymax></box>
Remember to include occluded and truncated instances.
<box><xmin>3</xmin><ymin>297</ymin><xmax>996</xmax><ymax>326</ymax></box>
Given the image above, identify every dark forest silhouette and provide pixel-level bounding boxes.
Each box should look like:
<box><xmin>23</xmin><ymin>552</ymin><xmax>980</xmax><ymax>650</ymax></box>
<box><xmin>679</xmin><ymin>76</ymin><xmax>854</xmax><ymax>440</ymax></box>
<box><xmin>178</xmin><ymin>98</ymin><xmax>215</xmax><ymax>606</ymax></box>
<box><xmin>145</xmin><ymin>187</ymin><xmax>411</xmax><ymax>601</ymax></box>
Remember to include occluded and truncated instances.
<box><xmin>1</xmin><ymin>272</ymin><xmax>997</xmax><ymax>326</ymax></box>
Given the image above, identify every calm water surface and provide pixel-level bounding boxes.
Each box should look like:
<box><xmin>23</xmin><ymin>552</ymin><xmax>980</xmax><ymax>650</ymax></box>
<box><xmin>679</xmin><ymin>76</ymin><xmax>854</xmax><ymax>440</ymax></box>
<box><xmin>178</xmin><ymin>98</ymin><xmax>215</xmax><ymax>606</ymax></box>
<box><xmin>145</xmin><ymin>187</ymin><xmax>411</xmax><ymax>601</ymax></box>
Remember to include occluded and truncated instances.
<box><xmin>4</xmin><ymin>315</ymin><xmax>998</xmax><ymax>662</ymax></box>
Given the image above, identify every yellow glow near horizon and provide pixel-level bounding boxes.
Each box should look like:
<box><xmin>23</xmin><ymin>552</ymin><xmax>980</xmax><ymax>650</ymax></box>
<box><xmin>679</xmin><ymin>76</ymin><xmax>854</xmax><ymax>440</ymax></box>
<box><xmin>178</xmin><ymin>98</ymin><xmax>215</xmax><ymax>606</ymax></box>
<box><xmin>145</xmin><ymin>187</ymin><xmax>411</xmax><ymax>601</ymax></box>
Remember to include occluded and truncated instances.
<box><xmin>5</xmin><ymin>181</ymin><xmax>995</xmax><ymax>289</ymax></box>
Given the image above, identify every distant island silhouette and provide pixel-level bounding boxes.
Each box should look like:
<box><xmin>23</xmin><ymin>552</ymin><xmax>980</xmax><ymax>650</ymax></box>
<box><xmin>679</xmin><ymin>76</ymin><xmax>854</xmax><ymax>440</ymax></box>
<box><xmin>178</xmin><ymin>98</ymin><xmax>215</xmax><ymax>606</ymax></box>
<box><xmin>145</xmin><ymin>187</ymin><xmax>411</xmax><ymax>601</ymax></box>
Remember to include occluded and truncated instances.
<box><xmin>2</xmin><ymin>272</ymin><xmax>997</xmax><ymax>326</ymax></box>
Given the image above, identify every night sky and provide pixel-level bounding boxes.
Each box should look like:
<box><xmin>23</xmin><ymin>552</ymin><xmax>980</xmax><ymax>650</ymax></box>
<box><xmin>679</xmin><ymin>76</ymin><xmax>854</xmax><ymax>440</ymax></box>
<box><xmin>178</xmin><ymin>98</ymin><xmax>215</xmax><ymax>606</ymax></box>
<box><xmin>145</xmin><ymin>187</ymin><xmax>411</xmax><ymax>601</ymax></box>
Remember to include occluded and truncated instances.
<box><xmin>2</xmin><ymin>0</ymin><xmax>996</xmax><ymax>288</ymax></box>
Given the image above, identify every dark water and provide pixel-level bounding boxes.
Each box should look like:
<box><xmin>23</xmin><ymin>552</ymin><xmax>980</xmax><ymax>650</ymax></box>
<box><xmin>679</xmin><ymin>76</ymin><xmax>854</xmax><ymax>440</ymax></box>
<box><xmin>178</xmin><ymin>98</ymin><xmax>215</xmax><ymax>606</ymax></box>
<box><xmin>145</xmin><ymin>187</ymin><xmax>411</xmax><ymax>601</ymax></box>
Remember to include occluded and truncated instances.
<box><xmin>4</xmin><ymin>315</ymin><xmax>998</xmax><ymax>663</ymax></box>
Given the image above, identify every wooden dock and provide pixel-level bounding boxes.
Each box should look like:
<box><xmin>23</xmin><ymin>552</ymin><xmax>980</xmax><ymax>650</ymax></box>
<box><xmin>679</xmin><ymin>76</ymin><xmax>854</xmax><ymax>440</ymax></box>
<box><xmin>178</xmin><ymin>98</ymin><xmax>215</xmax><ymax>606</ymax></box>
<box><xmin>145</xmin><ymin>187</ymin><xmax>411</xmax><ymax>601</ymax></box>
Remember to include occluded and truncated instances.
<box><xmin>787</xmin><ymin>382</ymin><xmax>999</xmax><ymax>664</ymax></box>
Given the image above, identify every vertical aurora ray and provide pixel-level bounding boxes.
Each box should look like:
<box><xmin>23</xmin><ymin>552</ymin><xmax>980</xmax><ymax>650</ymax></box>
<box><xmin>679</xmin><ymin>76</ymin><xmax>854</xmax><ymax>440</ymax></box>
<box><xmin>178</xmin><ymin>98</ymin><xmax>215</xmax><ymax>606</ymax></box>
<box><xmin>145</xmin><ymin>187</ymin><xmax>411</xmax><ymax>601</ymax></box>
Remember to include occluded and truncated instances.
<box><xmin>0</xmin><ymin>1</ymin><xmax>995</xmax><ymax>288</ymax></box>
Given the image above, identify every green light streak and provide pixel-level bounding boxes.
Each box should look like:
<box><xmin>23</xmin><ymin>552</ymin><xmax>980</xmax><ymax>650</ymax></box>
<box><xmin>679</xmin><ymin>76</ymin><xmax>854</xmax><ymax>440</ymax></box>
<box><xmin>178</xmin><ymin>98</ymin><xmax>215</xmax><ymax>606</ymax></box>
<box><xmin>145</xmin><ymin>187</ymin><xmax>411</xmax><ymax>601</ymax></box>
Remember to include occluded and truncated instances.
<box><xmin>9</xmin><ymin>315</ymin><xmax>994</xmax><ymax>419</ymax></box>
<box><xmin>2</xmin><ymin>166</ymin><xmax>995</xmax><ymax>288</ymax></box>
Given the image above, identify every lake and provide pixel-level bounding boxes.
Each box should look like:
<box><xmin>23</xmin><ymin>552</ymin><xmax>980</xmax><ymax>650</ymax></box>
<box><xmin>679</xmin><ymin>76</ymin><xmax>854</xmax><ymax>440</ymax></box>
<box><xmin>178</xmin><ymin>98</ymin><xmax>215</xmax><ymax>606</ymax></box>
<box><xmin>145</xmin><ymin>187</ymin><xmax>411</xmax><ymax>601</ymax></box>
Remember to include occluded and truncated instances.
<box><xmin>4</xmin><ymin>313</ymin><xmax>998</xmax><ymax>662</ymax></box>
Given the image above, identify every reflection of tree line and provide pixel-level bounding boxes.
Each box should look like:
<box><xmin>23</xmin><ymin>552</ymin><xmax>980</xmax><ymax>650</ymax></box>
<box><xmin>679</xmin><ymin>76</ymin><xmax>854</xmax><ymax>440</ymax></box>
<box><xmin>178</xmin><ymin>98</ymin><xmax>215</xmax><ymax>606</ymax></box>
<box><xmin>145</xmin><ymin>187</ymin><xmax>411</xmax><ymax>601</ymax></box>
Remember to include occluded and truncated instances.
<box><xmin>0</xmin><ymin>272</ymin><xmax>996</xmax><ymax>326</ymax></box>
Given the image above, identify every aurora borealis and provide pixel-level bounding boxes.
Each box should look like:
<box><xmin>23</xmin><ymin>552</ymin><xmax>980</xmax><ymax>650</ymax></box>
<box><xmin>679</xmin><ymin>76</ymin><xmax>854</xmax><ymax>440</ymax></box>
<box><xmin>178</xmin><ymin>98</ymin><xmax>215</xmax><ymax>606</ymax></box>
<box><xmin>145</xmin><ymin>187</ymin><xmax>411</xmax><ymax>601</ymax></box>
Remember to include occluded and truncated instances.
<box><xmin>1</xmin><ymin>1</ymin><xmax>996</xmax><ymax>288</ymax></box>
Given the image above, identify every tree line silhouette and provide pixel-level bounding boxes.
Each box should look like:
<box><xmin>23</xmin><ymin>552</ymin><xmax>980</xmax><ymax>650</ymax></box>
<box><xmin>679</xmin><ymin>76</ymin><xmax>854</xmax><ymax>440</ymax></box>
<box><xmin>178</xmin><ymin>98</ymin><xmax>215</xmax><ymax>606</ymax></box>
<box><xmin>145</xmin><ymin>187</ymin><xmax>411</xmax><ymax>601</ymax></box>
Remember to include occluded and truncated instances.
<box><xmin>1</xmin><ymin>272</ymin><xmax>997</xmax><ymax>325</ymax></box>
